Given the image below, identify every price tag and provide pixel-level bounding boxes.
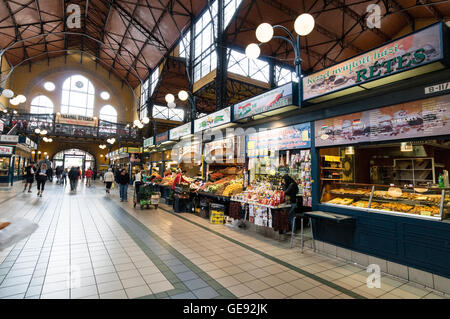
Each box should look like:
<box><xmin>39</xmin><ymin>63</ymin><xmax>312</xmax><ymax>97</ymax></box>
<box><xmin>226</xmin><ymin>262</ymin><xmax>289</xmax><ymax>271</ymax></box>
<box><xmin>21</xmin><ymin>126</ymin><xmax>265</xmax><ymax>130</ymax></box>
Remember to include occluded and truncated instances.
<box><xmin>247</xmin><ymin>141</ymin><xmax>255</xmax><ymax>150</ymax></box>
<box><xmin>357</xmin><ymin>203</ymin><xmax>365</xmax><ymax>208</ymax></box>
<box><xmin>420</xmin><ymin>211</ymin><xmax>431</xmax><ymax>216</ymax></box>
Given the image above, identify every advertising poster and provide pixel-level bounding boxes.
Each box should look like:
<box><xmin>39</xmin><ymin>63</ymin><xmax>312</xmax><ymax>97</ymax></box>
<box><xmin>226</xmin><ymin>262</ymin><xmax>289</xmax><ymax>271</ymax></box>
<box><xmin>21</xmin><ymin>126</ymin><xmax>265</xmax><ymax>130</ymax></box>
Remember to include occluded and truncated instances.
<box><xmin>170</xmin><ymin>122</ymin><xmax>192</xmax><ymax>140</ymax></box>
<box><xmin>247</xmin><ymin>123</ymin><xmax>311</xmax><ymax>158</ymax></box>
<box><xmin>315</xmin><ymin>94</ymin><xmax>450</xmax><ymax>147</ymax></box>
<box><xmin>0</xmin><ymin>145</ymin><xmax>13</xmax><ymax>155</ymax></box>
<box><xmin>303</xmin><ymin>23</ymin><xmax>442</xmax><ymax>100</ymax></box>
<box><xmin>234</xmin><ymin>82</ymin><xmax>294</xmax><ymax>121</ymax></box>
<box><xmin>194</xmin><ymin>107</ymin><xmax>231</xmax><ymax>133</ymax></box>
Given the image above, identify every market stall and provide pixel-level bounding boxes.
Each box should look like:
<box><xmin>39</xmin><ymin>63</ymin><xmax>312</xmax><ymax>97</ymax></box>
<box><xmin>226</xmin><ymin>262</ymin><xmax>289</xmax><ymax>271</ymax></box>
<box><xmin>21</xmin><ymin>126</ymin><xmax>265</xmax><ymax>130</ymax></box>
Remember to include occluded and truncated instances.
<box><xmin>0</xmin><ymin>135</ymin><xmax>37</xmax><ymax>186</ymax></box>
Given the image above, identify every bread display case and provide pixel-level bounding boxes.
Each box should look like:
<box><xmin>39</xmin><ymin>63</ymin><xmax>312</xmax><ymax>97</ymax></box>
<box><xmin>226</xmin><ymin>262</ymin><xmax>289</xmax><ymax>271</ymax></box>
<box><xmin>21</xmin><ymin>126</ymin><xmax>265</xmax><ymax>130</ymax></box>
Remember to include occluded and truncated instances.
<box><xmin>321</xmin><ymin>182</ymin><xmax>449</xmax><ymax>221</ymax></box>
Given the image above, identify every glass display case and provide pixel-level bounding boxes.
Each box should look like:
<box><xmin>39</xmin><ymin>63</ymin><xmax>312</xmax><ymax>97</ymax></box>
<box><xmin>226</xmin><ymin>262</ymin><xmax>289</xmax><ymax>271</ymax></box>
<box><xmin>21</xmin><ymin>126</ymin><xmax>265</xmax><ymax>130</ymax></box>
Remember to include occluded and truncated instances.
<box><xmin>321</xmin><ymin>182</ymin><xmax>449</xmax><ymax>221</ymax></box>
<box><xmin>0</xmin><ymin>157</ymin><xmax>9</xmax><ymax>176</ymax></box>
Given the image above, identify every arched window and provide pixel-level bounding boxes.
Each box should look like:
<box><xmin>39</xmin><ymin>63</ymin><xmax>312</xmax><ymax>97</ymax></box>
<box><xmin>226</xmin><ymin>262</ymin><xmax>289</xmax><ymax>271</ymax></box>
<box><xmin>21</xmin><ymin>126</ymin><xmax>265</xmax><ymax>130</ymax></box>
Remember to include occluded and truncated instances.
<box><xmin>61</xmin><ymin>74</ymin><xmax>95</xmax><ymax>116</ymax></box>
<box><xmin>99</xmin><ymin>105</ymin><xmax>117</xmax><ymax>123</ymax></box>
<box><xmin>30</xmin><ymin>95</ymin><xmax>54</xmax><ymax>114</ymax></box>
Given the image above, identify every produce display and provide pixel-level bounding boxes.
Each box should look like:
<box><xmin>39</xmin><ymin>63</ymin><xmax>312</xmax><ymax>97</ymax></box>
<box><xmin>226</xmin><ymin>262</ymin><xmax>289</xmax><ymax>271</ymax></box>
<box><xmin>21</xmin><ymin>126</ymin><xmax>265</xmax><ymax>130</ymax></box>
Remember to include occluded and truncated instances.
<box><xmin>195</xmin><ymin>176</ymin><xmax>243</xmax><ymax>197</ymax></box>
<box><xmin>232</xmin><ymin>183</ymin><xmax>286</xmax><ymax>207</ymax></box>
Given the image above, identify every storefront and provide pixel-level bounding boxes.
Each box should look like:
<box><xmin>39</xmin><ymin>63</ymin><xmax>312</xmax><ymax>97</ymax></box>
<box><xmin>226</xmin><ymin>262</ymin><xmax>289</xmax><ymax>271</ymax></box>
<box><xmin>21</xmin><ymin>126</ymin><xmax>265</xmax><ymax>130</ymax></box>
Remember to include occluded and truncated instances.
<box><xmin>0</xmin><ymin>135</ymin><xmax>36</xmax><ymax>186</ymax></box>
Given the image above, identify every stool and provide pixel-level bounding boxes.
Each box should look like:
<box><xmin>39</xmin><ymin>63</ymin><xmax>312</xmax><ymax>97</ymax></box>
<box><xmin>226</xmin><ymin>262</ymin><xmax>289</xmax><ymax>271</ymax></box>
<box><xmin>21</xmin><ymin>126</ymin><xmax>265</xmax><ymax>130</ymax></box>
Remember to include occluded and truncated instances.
<box><xmin>290</xmin><ymin>213</ymin><xmax>315</xmax><ymax>253</ymax></box>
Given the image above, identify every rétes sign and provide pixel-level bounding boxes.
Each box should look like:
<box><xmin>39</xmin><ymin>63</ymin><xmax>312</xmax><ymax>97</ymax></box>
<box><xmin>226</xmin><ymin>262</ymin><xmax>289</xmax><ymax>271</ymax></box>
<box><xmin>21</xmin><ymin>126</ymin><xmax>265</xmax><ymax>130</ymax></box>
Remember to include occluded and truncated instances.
<box><xmin>303</xmin><ymin>23</ymin><xmax>444</xmax><ymax>100</ymax></box>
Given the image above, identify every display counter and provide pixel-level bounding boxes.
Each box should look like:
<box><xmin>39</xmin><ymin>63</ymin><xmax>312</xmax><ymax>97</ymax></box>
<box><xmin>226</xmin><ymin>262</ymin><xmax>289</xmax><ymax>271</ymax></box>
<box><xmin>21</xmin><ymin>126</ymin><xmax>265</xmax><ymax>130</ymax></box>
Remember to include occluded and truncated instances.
<box><xmin>0</xmin><ymin>136</ymin><xmax>35</xmax><ymax>186</ymax></box>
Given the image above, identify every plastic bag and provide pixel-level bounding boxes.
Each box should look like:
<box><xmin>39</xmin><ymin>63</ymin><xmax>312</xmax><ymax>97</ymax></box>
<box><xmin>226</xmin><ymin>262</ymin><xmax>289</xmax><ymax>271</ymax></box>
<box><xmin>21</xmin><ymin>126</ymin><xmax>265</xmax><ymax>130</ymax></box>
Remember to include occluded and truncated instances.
<box><xmin>0</xmin><ymin>218</ymin><xmax>39</xmax><ymax>251</ymax></box>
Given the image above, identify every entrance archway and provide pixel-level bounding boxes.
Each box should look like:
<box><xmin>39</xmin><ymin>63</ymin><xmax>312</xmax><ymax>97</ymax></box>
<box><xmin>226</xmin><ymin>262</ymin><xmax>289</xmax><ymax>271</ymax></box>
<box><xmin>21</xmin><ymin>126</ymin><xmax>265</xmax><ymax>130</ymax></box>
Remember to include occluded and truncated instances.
<box><xmin>53</xmin><ymin>149</ymin><xmax>95</xmax><ymax>172</ymax></box>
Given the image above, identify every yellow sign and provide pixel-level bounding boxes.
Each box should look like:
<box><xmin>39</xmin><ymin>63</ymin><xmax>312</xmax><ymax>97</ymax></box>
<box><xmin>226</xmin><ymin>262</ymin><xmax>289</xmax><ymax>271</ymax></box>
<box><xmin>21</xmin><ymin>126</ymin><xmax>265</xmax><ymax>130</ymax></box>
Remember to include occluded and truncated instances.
<box><xmin>325</xmin><ymin>155</ymin><xmax>341</xmax><ymax>162</ymax></box>
<box><xmin>128</xmin><ymin>147</ymin><xmax>142</xmax><ymax>153</ymax></box>
<box><xmin>247</xmin><ymin>141</ymin><xmax>255</xmax><ymax>150</ymax></box>
<box><xmin>420</xmin><ymin>211</ymin><xmax>431</xmax><ymax>216</ymax></box>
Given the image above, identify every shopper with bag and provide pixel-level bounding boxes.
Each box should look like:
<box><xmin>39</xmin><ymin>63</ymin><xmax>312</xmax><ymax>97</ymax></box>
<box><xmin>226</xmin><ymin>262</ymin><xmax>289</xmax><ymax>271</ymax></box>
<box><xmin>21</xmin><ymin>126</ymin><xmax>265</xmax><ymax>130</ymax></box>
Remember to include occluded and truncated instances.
<box><xmin>23</xmin><ymin>161</ymin><xmax>36</xmax><ymax>193</ymax></box>
<box><xmin>103</xmin><ymin>168</ymin><xmax>114</xmax><ymax>194</ymax></box>
<box><xmin>36</xmin><ymin>163</ymin><xmax>48</xmax><ymax>197</ymax></box>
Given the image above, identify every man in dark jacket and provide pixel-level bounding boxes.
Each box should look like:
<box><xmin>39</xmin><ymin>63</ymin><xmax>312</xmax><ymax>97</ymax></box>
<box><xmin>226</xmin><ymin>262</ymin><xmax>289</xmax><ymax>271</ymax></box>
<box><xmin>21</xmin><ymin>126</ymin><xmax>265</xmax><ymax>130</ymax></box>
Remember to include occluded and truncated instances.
<box><xmin>282</xmin><ymin>174</ymin><xmax>299</xmax><ymax>233</ymax></box>
<box><xmin>117</xmin><ymin>168</ymin><xmax>130</xmax><ymax>202</ymax></box>
<box><xmin>68</xmin><ymin>166</ymin><xmax>80</xmax><ymax>191</ymax></box>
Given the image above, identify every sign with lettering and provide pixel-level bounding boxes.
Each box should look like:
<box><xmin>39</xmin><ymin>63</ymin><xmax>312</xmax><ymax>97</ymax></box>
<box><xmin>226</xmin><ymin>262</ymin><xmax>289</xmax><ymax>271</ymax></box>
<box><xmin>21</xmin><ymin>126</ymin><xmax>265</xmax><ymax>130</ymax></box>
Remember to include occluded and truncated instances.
<box><xmin>56</xmin><ymin>113</ymin><xmax>98</xmax><ymax>127</ymax></box>
<box><xmin>170</xmin><ymin>122</ymin><xmax>192</xmax><ymax>140</ymax></box>
<box><xmin>194</xmin><ymin>107</ymin><xmax>231</xmax><ymax>133</ymax></box>
<box><xmin>303</xmin><ymin>23</ymin><xmax>444</xmax><ymax>100</ymax></box>
<box><xmin>425</xmin><ymin>81</ymin><xmax>450</xmax><ymax>95</ymax></box>
<box><xmin>0</xmin><ymin>135</ymin><xmax>19</xmax><ymax>143</ymax></box>
<box><xmin>0</xmin><ymin>145</ymin><xmax>13</xmax><ymax>155</ymax></box>
<box><xmin>234</xmin><ymin>82</ymin><xmax>295</xmax><ymax>121</ymax></box>
<box><xmin>127</xmin><ymin>147</ymin><xmax>142</xmax><ymax>154</ymax></box>
<box><xmin>315</xmin><ymin>94</ymin><xmax>450</xmax><ymax>147</ymax></box>
<box><xmin>246</xmin><ymin>123</ymin><xmax>311</xmax><ymax>158</ymax></box>
<box><xmin>155</xmin><ymin>131</ymin><xmax>169</xmax><ymax>144</ymax></box>
<box><xmin>143</xmin><ymin>137</ymin><xmax>154</xmax><ymax>148</ymax></box>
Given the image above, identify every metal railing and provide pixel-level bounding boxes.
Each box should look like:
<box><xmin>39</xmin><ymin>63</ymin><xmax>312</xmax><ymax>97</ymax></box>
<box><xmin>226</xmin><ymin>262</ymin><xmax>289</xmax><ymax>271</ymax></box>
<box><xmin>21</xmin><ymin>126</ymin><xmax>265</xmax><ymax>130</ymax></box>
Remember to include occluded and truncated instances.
<box><xmin>0</xmin><ymin>112</ymin><xmax>140</xmax><ymax>140</ymax></box>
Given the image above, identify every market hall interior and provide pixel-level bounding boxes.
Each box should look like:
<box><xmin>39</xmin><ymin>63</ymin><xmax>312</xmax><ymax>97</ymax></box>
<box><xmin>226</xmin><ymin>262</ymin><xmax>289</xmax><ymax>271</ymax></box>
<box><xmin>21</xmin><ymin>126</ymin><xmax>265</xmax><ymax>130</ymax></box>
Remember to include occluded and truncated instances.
<box><xmin>0</xmin><ymin>0</ymin><xmax>450</xmax><ymax>300</ymax></box>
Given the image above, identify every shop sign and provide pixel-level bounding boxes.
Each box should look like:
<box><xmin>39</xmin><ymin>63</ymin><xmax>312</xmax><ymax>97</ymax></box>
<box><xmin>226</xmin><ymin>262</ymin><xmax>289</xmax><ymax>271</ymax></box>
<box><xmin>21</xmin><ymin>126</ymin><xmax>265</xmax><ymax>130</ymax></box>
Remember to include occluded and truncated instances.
<box><xmin>119</xmin><ymin>147</ymin><xmax>127</xmax><ymax>154</ymax></box>
<box><xmin>127</xmin><ymin>147</ymin><xmax>142</xmax><ymax>153</ymax></box>
<box><xmin>303</xmin><ymin>23</ymin><xmax>444</xmax><ymax>100</ymax></box>
<box><xmin>233</xmin><ymin>82</ymin><xmax>294</xmax><ymax>121</ymax></box>
<box><xmin>315</xmin><ymin>94</ymin><xmax>450</xmax><ymax>147</ymax></box>
<box><xmin>204</xmin><ymin>137</ymin><xmax>234</xmax><ymax>156</ymax></box>
<box><xmin>194</xmin><ymin>107</ymin><xmax>231</xmax><ymax>133</ymax></box>
<box><xmin>246</xmin><ymin>123</ymin><xmax>311</xmax><ymax>158</ymax></box>
<box><xmin>170</xmin><ymin>122</ymin><xmax>192</xmax><ymax>140</ymax></box>
<box><xmin>155</xmin><ymin>131</ymin><xmax>169</xmax><ymax>144</ymax></box>
<box><xmin>56</xmin><ymin>113</ymin><xmax>98</xmax><ymax>127</ymax></box>
<box><xmin>143</xmin><ymin>137</ymin><xmax>154</xmax><ymax>148</ymax></box>
<box><xmin>0</xmin><ymin>145</ymin><xmax>13</xmax><ymax>155</ymax></box>
<box><xmin>0</xmin><ymin>135</ymin><xmax>19</xmax><ymax>143</ymax></box>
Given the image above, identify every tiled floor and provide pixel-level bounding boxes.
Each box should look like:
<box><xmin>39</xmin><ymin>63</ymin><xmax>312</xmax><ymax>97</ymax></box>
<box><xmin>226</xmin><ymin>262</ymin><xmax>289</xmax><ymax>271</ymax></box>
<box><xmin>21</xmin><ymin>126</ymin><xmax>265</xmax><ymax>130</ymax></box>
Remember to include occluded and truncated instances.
<box><xmin>0</xmin><ymin>181</ymin><xmax>448</xmax><ymax>299</ymax></box>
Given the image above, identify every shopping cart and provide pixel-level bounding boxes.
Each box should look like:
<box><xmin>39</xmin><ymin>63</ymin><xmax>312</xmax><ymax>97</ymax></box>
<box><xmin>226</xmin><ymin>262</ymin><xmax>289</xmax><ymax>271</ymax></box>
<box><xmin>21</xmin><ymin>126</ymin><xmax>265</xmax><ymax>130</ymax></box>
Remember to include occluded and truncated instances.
<box><xmin>134</xmin><ymin>183</ymin><xmax>160</xmax><ymax>210</ymax></box>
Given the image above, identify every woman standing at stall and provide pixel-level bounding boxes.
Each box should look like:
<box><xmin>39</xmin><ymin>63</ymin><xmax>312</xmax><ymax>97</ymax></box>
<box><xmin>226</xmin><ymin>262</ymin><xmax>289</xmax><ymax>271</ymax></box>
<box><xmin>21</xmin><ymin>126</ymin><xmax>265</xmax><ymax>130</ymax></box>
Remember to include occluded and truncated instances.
<box><xmin>36</xmin><ymin>163</ymin><xmax>48</xmax><ymax>197</ymax></box>
<box><xmin>282</xmin><ymin>174</ymin><xmax>299</xmax><ymax>233</ymax></box>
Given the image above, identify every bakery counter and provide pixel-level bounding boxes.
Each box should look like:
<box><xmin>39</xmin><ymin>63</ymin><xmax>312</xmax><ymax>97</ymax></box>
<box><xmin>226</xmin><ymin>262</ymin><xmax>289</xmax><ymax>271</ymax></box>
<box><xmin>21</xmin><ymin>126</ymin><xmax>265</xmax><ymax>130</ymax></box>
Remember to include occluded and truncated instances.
<box><xmin>320</xmin><ymin>182</ymin><xmax>448</xmax><ymax>221</ymax></box>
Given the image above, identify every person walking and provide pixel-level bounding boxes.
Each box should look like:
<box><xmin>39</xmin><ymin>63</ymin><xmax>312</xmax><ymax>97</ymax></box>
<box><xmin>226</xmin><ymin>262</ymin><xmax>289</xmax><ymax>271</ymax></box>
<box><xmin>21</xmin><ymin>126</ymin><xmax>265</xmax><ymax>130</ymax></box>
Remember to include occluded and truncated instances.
<box><xmin>36</xmin><ymin>163</ymin><xmax>48</xmax><ymax>197</ymax></box>
<box><xmin>117</xmin><ymin>168</ymin><xmax>130</xmax><ymax>202</ymax></box>
<box><xmin>103</xmin><ymin>168</ymin><xmax>114</xmax><ymax>194</ymax></box>
<box><xmin>46</xmin><ymin>165</ymin><xmax>53</xmax><ymax>182</ymax></box>
<box><xmin>61</xmin><ymin>168</ymin><xmax>68</xmax><ymax>186</ymax></box>
<box><xmin>23</xmin><ymin>161</ymin><xmax>36</xmax><ymax>193</ymax></box>
<box><xmin>85</xmin><ymin>167</ymin><xmax>94</xmax><ymax>187</ymax></box>
<box><xmin>55</xmin><ymin>165</ymin><xmax>63</xmax><ymax>185</ymax></box>
<box><xmin>92</xmin><ymin>168</ymin><xmax>97</xmax><ymax>181</ymax></box>
<box><xmin>68</xmin><ymin>166</ymin><xmax>80</xmax><ymax>192</ymax></box>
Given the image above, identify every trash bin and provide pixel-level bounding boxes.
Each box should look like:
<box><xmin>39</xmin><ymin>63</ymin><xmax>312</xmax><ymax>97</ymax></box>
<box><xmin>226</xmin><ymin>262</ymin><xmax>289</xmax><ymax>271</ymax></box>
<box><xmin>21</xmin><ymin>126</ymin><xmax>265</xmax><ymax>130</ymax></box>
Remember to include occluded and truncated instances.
<box><xmin>199</xmin><ymin>199</ymin><xmax>210</xmax><ymax>219</ymax></box>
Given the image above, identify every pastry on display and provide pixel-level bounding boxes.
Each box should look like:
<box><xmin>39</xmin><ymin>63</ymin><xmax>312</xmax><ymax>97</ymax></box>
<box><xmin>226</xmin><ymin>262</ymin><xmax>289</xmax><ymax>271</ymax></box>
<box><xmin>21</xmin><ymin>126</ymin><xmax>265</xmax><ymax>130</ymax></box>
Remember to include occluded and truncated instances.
<box><xmin>352</xmin><ymin>201</ymin><xmax>370</xmax><ymax>208</ymax></box>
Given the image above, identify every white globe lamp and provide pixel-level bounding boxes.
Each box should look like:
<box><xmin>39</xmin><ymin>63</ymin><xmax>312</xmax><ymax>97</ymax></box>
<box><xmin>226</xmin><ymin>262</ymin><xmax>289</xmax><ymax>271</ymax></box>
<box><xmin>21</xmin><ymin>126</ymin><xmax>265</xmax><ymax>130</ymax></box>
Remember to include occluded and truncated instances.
<box><xmin>142</xmin><ymin>117</ymin><xmax>150</xmax><ymax>124</ymax></box>
<box><xmin>256</xmin><ymin>23</ymin><xmax>274</xmax><ymax>43</ymax></box>
<box><xmin>294</xmin><ymin>13</ymin><xmax>315</xmax><ymax>36</ymax></box>
<box><xmin>10</xmin><ymin>98</ymin><xmax>19</xmax><ymax>106</ymax></box>
<box><xmin>178</xmin><ymin>90</ymin><xmax>189</xmax><ymax>101</ymax></box>
<box><xmin>16</xmin><ymin>95</ymin><xmax>26</xmax><ymax>103</ymax></box>
<box><xmin>2</xmin><ymin>89</ymin><xmax>14</xmax><ymax>98</ymax></box>
<box><xmin>245</xmin><ymin>43</ymin><xmax>261</xmax><ymax>60</ymax></box>
<box><xmin>168</xmin><ymin>102</ymin><xmax>176</xmax><ymax>109</ymax></box>
<box><xmin>165</xmin><ymin>93</ymin><xmax>175</xmax><ymax>104</ymax></box>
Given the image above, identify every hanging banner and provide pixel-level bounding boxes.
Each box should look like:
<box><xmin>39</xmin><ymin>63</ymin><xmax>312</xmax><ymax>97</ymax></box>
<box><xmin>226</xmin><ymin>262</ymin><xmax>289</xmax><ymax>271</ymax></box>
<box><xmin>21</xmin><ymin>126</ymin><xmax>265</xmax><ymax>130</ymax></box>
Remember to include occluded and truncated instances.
<box><xmin>233</xmin><ymin>82</ymin><xmax>295</xmax><ymax>121</ymax></box>
<box><xmin>315</xmin><ymin>94</ymin><xmax>450</xmax><ymax>147</ymax></box>
<box><xmin>170</xmin><ymin>122</ymin><xmax>192</xmax><ymax>140</ymax></box>
<box><xmin>0</xmin><ymin>145</ymin><xmax>13</xmax><ymax>155</ymax></box>
<box><xmin>303</xmin><ymin>23</ymin><xmax>445</xmax><ymax>101</ymax></box>
<box><xmin>155</xmin><ymin>131</ymin><xmax>169</xmax><ymax>144</ymax></box>
<box><xmin>56</xmin><ymin>113</ymin><xmax>98</xmax><ymax>127</ymax></box>
<box><xmin>246</xmin><ymin>123</ymin><xmax>311</xmax><ymax>158</ymax></box>
<box><xmin>194</xmin><ymin>107</ymin><xmax>231</xmax><ymax>133</ymax></box>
